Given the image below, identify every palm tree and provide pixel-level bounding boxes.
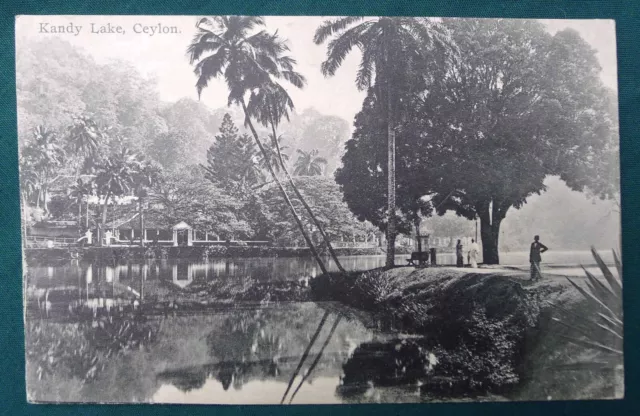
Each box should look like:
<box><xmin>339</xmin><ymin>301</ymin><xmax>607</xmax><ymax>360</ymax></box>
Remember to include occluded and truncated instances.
<box><xmin>68</xmin><ymin>178</ymin><xmax>92</xmax><ymax>228</ymax></box>
<box><xmin>94</xmin><ymin>148</ymin><xmax>140</xmax><ymax>246</ymax></box>
<box><xmin>293</xmin><ymin>149</ymin><xmax>327</xmax><ymax>176</ymax></box>
<box><xmin>246</xmin><ymin>80</ymin><xmax>347</xmax><ymax>272</ymax></box>
<box><xmin>67</xmin><ymin>116</ymin><xmax>104</xmax><ymax>178</ymax></box>
<box><xmin>258</xmin><ymin>135</ymin><xmax>289</xmax><ymax>174</ymax></box>
<box><xmin>20</xmin><ymin>126</ymin><xmax>66</xmax><ymax>216</ymax></box>
<box><xmin>132</xmin><ymin>160</ymin><xmax>162</xmax><ymax>247</ymax></box>
<box><xmin>187</xmin><ymin>16</ymin><xmax>328</xmax><ymax>274</ymax></box>
<box><xmin>314</xmin><ymin>17</ymin><xmax>455</xmax><ymax>267</ymax></box>
<box><xmin>67</xmin><ymin>116</ymin><xmax>101</xmax><ymax>157</ymax></box>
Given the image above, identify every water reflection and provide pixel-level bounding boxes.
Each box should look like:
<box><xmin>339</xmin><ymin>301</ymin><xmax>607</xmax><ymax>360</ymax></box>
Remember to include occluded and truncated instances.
<box><xmin>27</xmin><ymin>256</ymin><xmax>403</xmax><ymax>291</ymax></box>
<box><xmin>147</xmin><ymin>304</ymin><xmax>431</xmax><ymax>404</ymax></box>
<box><xmin>28</xmin><ymin>251</ymin><xmax>613</xmax><ymax>293</ymax></box>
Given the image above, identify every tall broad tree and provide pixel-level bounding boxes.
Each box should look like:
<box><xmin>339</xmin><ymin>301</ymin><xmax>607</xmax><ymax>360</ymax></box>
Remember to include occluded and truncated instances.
<box><xmin>187</xmin><ymin>16</ymin><xmax>328</xmax><ymax>273</ymax></box>
<box><xmin>418</xmin><ymin>19</ymin><xmax>619</xmax><ymax>264</ymax></box>
<box><xmin>314</xmin><ymin>16</ymin><xmax>456</xmax><ymax>267</ymax></box>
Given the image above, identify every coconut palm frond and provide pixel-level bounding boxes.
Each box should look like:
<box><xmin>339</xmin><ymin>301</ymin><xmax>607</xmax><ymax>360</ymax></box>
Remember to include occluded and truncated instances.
<box><xmin>321</xmin><ymin>23</ymin><xmax>372</xmax><ymax>77</ymax></box>
<box><xmin>194</xmin><ymin>48</ymin><xmax>229</xmax><ymax>98</ymax></box>
<box><xmin>313</xmin><ymin>16</ymin><xmax>368</xmax><ymax>44</ymax></box>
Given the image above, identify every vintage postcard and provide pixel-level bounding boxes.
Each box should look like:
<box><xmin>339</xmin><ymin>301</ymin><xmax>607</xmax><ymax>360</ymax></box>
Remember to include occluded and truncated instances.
<box><xmin>17</xmin><ymin>15</ymin><xmax>622</xmax><ymax>404</ymax></box>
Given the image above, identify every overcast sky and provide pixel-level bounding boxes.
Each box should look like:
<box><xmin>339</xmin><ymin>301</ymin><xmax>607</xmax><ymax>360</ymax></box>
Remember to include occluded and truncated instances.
<box><xmin>16</xmin><ymin>16</ymin><xmax>618</xmax><ymax>123</ymax></box>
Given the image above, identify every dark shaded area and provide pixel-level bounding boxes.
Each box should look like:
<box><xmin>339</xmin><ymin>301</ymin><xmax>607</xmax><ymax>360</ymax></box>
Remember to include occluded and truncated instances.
<box><xmin>338</xmin><ymin>339</ymin><xmax>432</xmax><ymax>397</ymax></box>
<box><xmin>313</xmin><ymin>270</ymin><xmax>541</xmax><ymax>396</ymax></box>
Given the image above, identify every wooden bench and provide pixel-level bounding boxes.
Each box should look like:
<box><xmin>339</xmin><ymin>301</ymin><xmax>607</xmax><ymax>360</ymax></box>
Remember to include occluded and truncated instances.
<box><xmin>407</xmin><ymin>251</ymin><xmax>430</xmax><ymax>266</ymax></box>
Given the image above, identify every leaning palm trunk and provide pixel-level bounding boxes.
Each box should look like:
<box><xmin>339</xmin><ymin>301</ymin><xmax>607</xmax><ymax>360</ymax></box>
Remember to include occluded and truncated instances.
<box><xmin>240</xmin><ymin>100</ymin><xmax>328</xmax><ymax>274</ymax></box>
<box><xmin>288</xmin><ymin>314</ymin><xmax>343</xmax><ymax>403</ymax></box>
<box><xmin>268</xmin><ymin>121</ymin><xmax>346</xmax><ymax>272</ymax></box>
<box><xmin>281</xmin><ymin>310</ymin><xmax>331</xmax><ymax>404</ymax></box>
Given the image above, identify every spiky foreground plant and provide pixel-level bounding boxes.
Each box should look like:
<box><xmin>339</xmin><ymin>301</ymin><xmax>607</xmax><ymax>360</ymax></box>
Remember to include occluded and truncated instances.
<box><xmin>550</xmin><ymin>247</ymin><xmax>622</xmax><ymax>361</ymax></box>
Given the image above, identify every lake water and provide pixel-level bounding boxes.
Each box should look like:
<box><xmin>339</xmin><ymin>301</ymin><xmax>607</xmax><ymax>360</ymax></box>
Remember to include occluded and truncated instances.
<box><xmin>25</xmin><ymin>250</ymin><xmax>613</xmax><ymax>403</ymax></box>
<box><xmin>28</xmin><ymin>301</ymin><xmax>450</xmax><ymax>404</ymax></box>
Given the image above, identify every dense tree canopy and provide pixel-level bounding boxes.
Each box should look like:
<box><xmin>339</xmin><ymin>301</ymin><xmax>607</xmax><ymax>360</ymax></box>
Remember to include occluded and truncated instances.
<box><xmin>150</xmin><ymin>166</ymin><xmax>251</xmax><ymax>239</ymax></box>
<box><xmin>337</xmin><ymin>19</ymin><xmax>619</xmax><ymax>264</ymax></box>
<box><xmin>256</xmin><ymin>176</ymin><xmax>377</xmax><ymax>246</ymax></box>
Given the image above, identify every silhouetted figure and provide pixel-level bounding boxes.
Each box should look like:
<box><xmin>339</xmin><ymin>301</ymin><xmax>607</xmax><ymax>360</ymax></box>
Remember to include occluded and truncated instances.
<box><xmin>456</xmin><ymin>240</ymin><xmax>464</xmax><ymax>267</ymax></box>
<box><xmin>529</xmin><ymin>235</ymin><xmax>549</xmax><ymax>281</ymax></box>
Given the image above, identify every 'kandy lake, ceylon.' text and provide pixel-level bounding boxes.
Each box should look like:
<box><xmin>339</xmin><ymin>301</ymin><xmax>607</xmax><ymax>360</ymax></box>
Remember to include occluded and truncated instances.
<box><xmin>37</xmin><ymin>22</ymin><xmax>181</xmax><ymax>36</ymax></box>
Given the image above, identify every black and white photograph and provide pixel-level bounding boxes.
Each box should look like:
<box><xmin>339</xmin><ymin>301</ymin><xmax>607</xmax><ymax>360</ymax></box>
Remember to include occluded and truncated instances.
<box><xmin>16</xmin><ymin>15</ymin><xmax>622</xmax><ymax>404</ymax></box>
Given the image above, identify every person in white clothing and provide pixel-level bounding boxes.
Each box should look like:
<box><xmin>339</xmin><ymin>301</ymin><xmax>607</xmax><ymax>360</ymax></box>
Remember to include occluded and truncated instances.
<box><xmin>468</xmin><ymin>239</ymin><xmax>480</xmax><ymax>268</ymax></box>
<box><xmin>104</xmin><ymin>230</ymin><xmax>113</xmax><ymax>247</ymax></box>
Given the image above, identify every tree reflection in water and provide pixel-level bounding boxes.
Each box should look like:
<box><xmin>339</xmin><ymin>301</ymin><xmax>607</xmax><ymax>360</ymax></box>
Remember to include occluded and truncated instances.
<box><xmin>155</xmin><ymin>305</ymin><xmax>354</xmax><ymax>401</ymax></box>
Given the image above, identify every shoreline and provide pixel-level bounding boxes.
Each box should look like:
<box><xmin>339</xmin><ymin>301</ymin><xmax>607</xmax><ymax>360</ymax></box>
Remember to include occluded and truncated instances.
<box><xmin>23</xmin><ymin>245</ymin><xmax>393</xmax><ymax>264</ymax></box>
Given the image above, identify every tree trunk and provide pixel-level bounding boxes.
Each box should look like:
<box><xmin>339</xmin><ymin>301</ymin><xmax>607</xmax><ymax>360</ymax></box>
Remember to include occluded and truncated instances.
<box><xmin>415</xmin><ymin>221</ymin><xmax>422</xmax><ymax>253</ymax></box>
<box><xmin>385</xmin><ymin>73</ymin><xmax>397</xmax><ymax>268</ymax></box>
<box><xmin>268</xmin><ymin>119</ymin><xmax>346</xmax><ymax>272</ymax></box>
<box><xmin>240</xmin><ymin>99</ymin><xmax>328</xmax><ymax>275</ymax></box>
<box><xmin>139</xmin><ymin>198</ymin><xmax>145</xmax><ymax>248</ymax></box>
<box><xmin>78</xmin><ymin>200</ymin><xmax>82</xmax><ymax>227</ymax></box>
<box><xmin>478</xmin><ymin>203</ymin><xmax>503</xmax><ymax>265</ymax></box>
<box><xmin>42</xmin><ymin>186</ymin><xmax>49</xmax><ymax>217</ymax></box>
<box><xmin>99</xmin><ymin>191</ymin><xmax>111</xmax><ymax>247</ymax></box>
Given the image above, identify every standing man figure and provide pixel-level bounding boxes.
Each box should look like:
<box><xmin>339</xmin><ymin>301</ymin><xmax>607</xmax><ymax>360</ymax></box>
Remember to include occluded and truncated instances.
<box><xmin>530</xmin><ymin>235</ymin><xmax>549</xmax><ymax>281</ymax></box>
